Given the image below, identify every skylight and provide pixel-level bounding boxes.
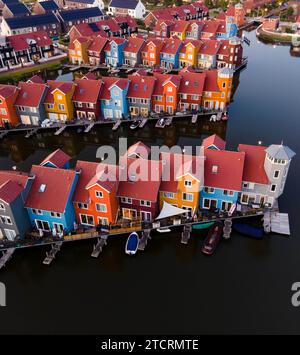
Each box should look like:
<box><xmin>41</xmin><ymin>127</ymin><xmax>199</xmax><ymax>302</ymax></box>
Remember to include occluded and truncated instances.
<box><xmin>39</xmin><ymin>184</ymin><xmax>46</xmax><ymax>193</ymax></box>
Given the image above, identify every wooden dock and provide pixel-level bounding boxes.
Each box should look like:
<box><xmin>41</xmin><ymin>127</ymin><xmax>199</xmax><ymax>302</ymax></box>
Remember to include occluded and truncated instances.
<box><xmin>139</xmin><ymin>118</ymin><xmax>148</xmax><ymax>128</ymax></box>
<box><xmin>42</xmin><ymin>241</ymin><xmax>63</xmax><ymax>265</ymax></box>
<box><xmin>181</xmin><ymin>224</ymin><xmax>192</xmax><ymax>244</ymax></box>
<box><xmin>155</xmin><ymin>119</ymin><xmax>166</xmax><ymax>128</ymax></box>
<box><xmin>54</xmin><ymin>125</ymin><xmax>67</xmax><ymax>136</ymax></box>
<box><xmin>223</xmin><ymin>219</ymin><xmax>232</xmax><ymax>239</ymax></box>
<box><xmin>84</xmin><ymin>122</ymin><xmax>95</xmax><ymax>133</ymax></box>
<box><xmin>270</xmin><ymin>212</ymin><xmax>290</xmax><ymax>236</ymax></box>
<box><xmin>112</xmin><ymin>120</ymin><xmax>122</xmax><ymax>131</ymax></box>
<box><xmin>165</xmin><ymin>117</ymin><xmax>173</xmax><ymax>126</ymax></box>
<box><xmin>91</xmin><ymin>237</ymin><xmax>107</xmax><ymax>258</ymax></box>
<box><xmin>25</xmin><ymin>128</ymin><xmax>39</xmax><ymax>138</ymax></box>
<box><xmin>191</xmin><ymin>114</ymin><xmax>198</xmax><ymax>123</ymax></box>
<box><xmin>138</xmin><ymin>229</ymin><xmax>151</xmax><ymax>251</ymax></box>
<box><xmin>0</xmin><ymin>248</ymin><xmax>15</xmax><ymax>269</ymax></box>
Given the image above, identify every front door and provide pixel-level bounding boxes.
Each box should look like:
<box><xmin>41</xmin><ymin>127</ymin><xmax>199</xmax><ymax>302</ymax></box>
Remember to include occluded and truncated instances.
<box><xmin>210</xmin><ymin>199</ymin><xmax>217</xmax><ymax>209</ymax></box>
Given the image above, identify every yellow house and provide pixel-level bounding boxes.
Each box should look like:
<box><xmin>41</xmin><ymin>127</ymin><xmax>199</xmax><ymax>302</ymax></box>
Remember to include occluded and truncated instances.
<box><xmin>159</xmin><ymin>151</ymin><xmax>204</xmax><ymax>216</ymax></box>
<box><xmin>178</xmin><ymin>40</ymin><xmax>201</xmax><ymax>68</ymax></box>
<box><xmin>68</xmin><ymin>37</ymin><xmax>91</xmax><ymax>65</ymax></box>
<box><xmin>170</xmin><ymin>20</ymin><xmax>189</xmax><ymax>40</ymax></box>
<box><xmin>202</xmin><ymin>68</ymin><xmax>234</xmax><ymax>111</ymax></box>
<box><xmin>44</xmin><ymin>81</ymin><xmax>75</xmax><ymax>122</ymax></box>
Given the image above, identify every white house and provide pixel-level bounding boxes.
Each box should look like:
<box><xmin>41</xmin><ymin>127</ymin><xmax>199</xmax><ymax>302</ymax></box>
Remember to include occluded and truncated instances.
<box><xmin>64</xmin><ymin>0</ymin><xmax>105</xmax><ymax>10</ymax></box>
<box><xmin>108</xmin><ymin>0</ymin><xmax>146</xmax><ymax>19</ymax></box>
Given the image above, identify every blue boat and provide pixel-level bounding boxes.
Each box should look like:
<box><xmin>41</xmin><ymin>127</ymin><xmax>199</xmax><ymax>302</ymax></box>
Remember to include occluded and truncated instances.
<box><xmin>125</xmin><ymin>232</ymin><xmax>139</xmax><ymax>255</ymax></box>
<box><xmin>233</xmin><ymin>223</ymin><xmax>264</xmax><ymax>239</ymax></box>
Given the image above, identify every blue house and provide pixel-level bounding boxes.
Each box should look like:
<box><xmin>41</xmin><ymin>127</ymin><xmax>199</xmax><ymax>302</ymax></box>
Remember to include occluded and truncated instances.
<box><xmin>199</xmin><ymin>135</ymin><xmax>245</xmax><ymax>212</ymax></box>
<box><xmin>100</xmin><ymin>77</ymin><xmax>129</xmax><ymax>120</ymax></box>
<box><xmin>25</xmin><ymin>165</ymin><xmax>80</xmax><ymax>234</ymax></box>
<box><xmin>40</xmin><ymin>149</ymin><xmax>71</xmax><ymax>169</ymax></box>
<box><xmin>160</xmin><ymin>37</ymin><xmax>182</xmax><ymax>69</ymax></box>
<box><xmin>104</xmin><ymin>37</ymin><xmax>127</xmax><ymax>67</ymax></box>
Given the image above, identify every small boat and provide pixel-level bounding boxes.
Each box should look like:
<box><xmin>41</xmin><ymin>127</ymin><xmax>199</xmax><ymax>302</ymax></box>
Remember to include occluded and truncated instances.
<box><xmin>210</xmin><ymin>114</ymin><xmax>217</xmax><ymax>122</ymax></box>
<box><xmin>125</xmin><ymin>232</ymin><xmax>139</xmax><ymax>255</ymax></box>
<box><xmin>155</xmin><ymin>117</ymin><xmax>166</xmax><ymax>128</ymax></box>
<box><xmin>130</xmin><ymin>119</ymin><xmax>142</xmax><ymax>130</ymax></box>
<box><xmin>233</xmin><ymin>223</ymin><xmax>264</xmax><ymax>239</ymax></box>
<box><xmin>156</xmin><ymin>227</ymin><xmax>171</xmax><ymax>233</ymax></box>
<box><xmin>192</xmin><ymin>221</ymin><xmax>214</xmax><ymax>230</ymax></box>
<box><xmin>201</xmin><ymin>222</ymin><xmax>223</xmax><ymax>255</ymax></box>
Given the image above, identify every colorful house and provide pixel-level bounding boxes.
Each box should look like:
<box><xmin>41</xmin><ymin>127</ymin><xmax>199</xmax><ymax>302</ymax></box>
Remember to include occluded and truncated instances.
<box><xmin>87</xmin><ymin>35</ymin><xmax>108</xmax><ymax>66</ymax></box>
<box><xmin>73</xmin><ymin>160</ymin><xmax>119</xmax><ymax>226</ymax></box>
<box><xmin>40</xmin><ymin>149</ymin><xmax>71</xmax><ymax>169</ymax></box>
<box><xmin>0</xmin><ymin>171</ymin><xmax>34</xmax><ymax>240</ymax></box>
<box><xmin>153</xmin><ymin>20</ymin><xmax>174</xmax><ymax>38</ymax></box>
<box><xmin>199</xmin><ymin>135</ymin><xmax>245</xmax><ymax>211</ymax></box>
<box><xmin>141</xmin><ymin>38</ymin><xmax>164</xmax><ymax>67</ymax></box>
<box><xmin>127</xmin><ymin>74</ymin><xmax>156</xmax><ymax>117</ymax></box>
<box><xmin>0</xmin><ymin>84</ymin><xmax>19</xmax><ymax>128</ymax></box>
<box><xmin>178</xmin><ymin>71</ymin><xmax>206</xmax><ymax>112</ymax></box>
<box><xmin>159</xmin><ymin>150</ymin><xmax>205</xmax><ymax>216</ymax></box>
<box><xmin>100</xmin><ymin>77</ymin><xmax>130</xmax><ymax>120</ymax></box>
<box><xmin>25</xmin><ymin>165</ymin><xmax>80</xmax><ymax>234</ymax></box>
<box><xmin>104</xmin><ymin>37</ymin><xmax>127</xmax><ymax>67</ymax></box>
<box><xmin>152</xmin><ymin>73</ymin><xmax>181</xmax><ymax>114</ymax></box>
<box><xmin>216</xmin><ymin>37</ymin><xmax>243</xmax><ymax>70</ymax></box>
<box><xmin>73</xmin><ymin>78</ymin><xmax>103</xmax><ymax>120</ymax></box>
<box><xmin>202</xmin><ymin>68</ymin><xmax>234</xmax><ymax>110</ymax></box>
<box><xmin>15</xmin><ymin>81</ymin><xmax>48</xmax><ymax>126</ymax></box>
<box><xmin>160</xmin><ymin>37</ymin><xmax>182</xmax><ymax>69</ymax></box>
<box><xmin>185</xmin><ymin>21</ymin><xmax>204</xmax><ymax>40</ymax></box>
<box><xmin>123</xmin><ymin>36</ymin><xmax>145</xmax><ymax>67</ymax></box>
<box><xmin>178</xmin><ymin>39</ymin><xmax>202</xmax><ymax>68</ymax></box>
<box><xmin>44</xmin><ymin>81</ymin><xmax>75</xmax><ymax>122</ymax></box>
<box><xmin>117</xmin><ymin>156</ymin><xmax>162</xmax><ymax>222</ymax></box>
<box><xmin>197</xmin><ymin>40</ymin><xmax>221</xmax><ymax>69</ymax></box>
<box><xmin>170</xmin><ymin>20</ymin><xmax>189</xmax><ymax>40</ymax></box>
<box><xmin>68</xmin><ymin>36</ymin><xmax>91</xmax><ymax>64</ymax></box>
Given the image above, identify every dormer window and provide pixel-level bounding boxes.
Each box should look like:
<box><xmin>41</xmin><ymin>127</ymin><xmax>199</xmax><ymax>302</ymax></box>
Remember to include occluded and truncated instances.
<box><xmin>0</xmin><ymin>203</ymin><xmax>5</xmax><ymax>210</ymax></box>
<box><xmin>95</xmin><ymin>191</ymin><xmax>103</xmax><ymax>198</ymax></box>
<box><xmin>184</xmin><ymin>180</ymin><xmax>192</xmax><ymax>187</ymax></box>
<box><xmin>212</xmin><ymin>165</ymin><xmax>218</xmax><ymax>173</ymax></box>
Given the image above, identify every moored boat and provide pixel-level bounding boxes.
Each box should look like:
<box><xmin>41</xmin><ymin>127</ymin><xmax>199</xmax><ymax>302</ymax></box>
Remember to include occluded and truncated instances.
<box><xmin>233</xmin><ymin>223</ymin><xmax>264</xmax><ymax>239</ymax></box>
<box><xmin>192</xmin><ymin>221</ymin><xmax>215</xmax><ymax>230</ymax></box>
<box><xmin>201</xmin><ymin>222</ymin><xmax>223</xmax><ymax>255</ymax></box>
<box><xmin>125</xmin><ymin>232</ymin><xmax>139</xmax><ymax>255</ymax></box>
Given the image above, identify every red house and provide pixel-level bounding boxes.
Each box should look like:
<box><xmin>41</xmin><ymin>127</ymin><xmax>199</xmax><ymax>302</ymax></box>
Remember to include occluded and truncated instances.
<box><xmin>178</xmin><ymin>71</ymin><xmax>206</xmax><ymax>112</ymax></box>
<box><xmin>73</xmin><ymin>79</ymin><xmax>103</xmax><ymax>120</ymax></box>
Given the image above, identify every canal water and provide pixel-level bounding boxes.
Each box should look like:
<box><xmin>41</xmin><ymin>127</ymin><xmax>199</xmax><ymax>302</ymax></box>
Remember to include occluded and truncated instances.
<box><xmin>0</xmin><ymin>30</ymin><xmax>300</xmax><ymax>334</ymax></box>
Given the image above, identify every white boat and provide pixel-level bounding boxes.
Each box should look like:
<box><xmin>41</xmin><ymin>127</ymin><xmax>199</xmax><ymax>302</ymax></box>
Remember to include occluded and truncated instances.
<box><xmin>125</xmin><ymin>232</ymin><xmax>139</xmax><ymax>255</ymax></box>
<box><xmin>156</xmin><ymin>227</ymin><xmax>171</xmax><ymax>233</ymax></box>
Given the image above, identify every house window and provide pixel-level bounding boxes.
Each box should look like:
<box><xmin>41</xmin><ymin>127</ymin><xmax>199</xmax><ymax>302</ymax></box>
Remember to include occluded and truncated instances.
<box><xmin>223</xmin><ymin>190</ymin><xmax>234</xmax><ymax>196</ymax></box>
<box><xmin>76</xmin><ymin>102</ymin><xmax>83</xmax><ymax>107</ymax></box>
<box><xmin>47</xmin><ymin>104</ymin><xmax>54</xmax><ymax>109</ymax></box>
<box><xmin>4</xmin><ymin>229</ymin><xmax>16</xmax><ymax>241</ymax></box>
<box><xmin>167</xmin><ymin>86</ymin><xmax>172</xmax><ymax>92</ymax></box>
<box><xmin>0</xmin><ymin>108</ymin><xmax>7</xmax><ymax>115</ymax></box>
<box><xmin>166</xmin><ymin>96</ymin><xmax>173</xmax><ymax>102</ymax></box>
<box><xmin>184</xmin><ymin>180</ymin><xmax>192</xmax><ymax>187</ymax></box>
<box><xmin>98</xmin><ymin>217</ymin><xmax>109</xmax><ymax>226</ymax></box>
<box><xmin>35</xmin><ymin>220</ymin><xmax>50</xmax><ymax>231</ymax></box>
<box><xmin>77</xmin><ymin>203</ymin><xmax>88</xmax><ymax>209</ymax></box>
<box><xmin>0</xmin><ymin>216</ymin><xmax>12</xmax><ymax>225</ymax></box>
<box><xmin>96</xmin><ymin>203</ymin><xmax>107</xmax><ymax>212</ymax></box>
<box><xmin>121</xmin><ymin>197</ymin><xmax>132</xmax><ymax>204</ymax></box>
<box><xmin>204</xmin><ymin>187</ymin><xmax>215</xmax><ymax>194</ymax></box>
<box><xmin>140</xmin><ymin>200</ymin><xmax>151</xmax><ymax>207</ymax></box>
<box><xmin>58</xmin><ymin>104</ymin><xmax>65</xmax><ymax>110</ymax></box>
<box><xmin>32</xmin><ymin>209</ymin><xmax>42</xmax><ymax>215</ymax></box>
<box><xmin>53</xmin><ymin>223</ymin><xmax>64</xmax><ymax>233</ymax></box>
<box><xmin>0</xmin><ymin>203</ymin><xmax>5</xmax><ymax>210</ymax></box>
<box><xmin>57</xmin><ymin>95</ymin><xmax>62</xmax><ymax>100</ymax></box>
<box><xmin>95</xmin><ymin>191</ymin><xmax>103</xmax><ymax>198</ymax></box>
<box><xmin>203</xmin><ymin>198</ymin><xmax>211</xmax><ymax>209</ymax></box>
<box><xmin>182</xmin><ymin>192</ymin><xmax>193</xmax><ymax>201</ymax></box>
<box><xmin>163</xmin><ymin>192</ymin><xmax>174</xmax><ymax>199</ymax></box>
<box><xmin>274</xmin><ymin>170</ymin><xmax>280</xmax><ymax>178</ymax></box>
<box><xmin>270</xmin><ymin>184</ymin><xmax>277</xmax><ymax>192</ymax></box>
<box><xmin>80</xmin><ymin>214</ymin><xmax>94</xmax><ymax>226</ymax></box>
<box><xmin>50</xmin><ymin>212</ymin><xmax>61</xmax><ymax>218</ymax></box>
<box><xmin>212</xmin><ymin>165</ymin><xmax>218</xmax><ymax>173</ymax></box>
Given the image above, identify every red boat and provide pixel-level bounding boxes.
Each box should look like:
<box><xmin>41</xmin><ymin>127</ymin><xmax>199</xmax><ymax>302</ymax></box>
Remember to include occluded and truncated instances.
<box><xmin>201</xmin><ymin>222</ymin><xmax>223</xmax><ymax>255</ymax></box>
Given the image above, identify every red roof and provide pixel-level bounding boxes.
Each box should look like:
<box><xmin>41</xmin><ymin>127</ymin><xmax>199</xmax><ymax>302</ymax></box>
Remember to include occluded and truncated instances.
<box><xmin>123</xmin><ymin>37</ymin><xmax>145</xmax><ymax>53</ymax></box>
<box><xmin>132</xmin><ymin>68</ymin><xmax>148</xmax><ymax>76</ymax></box>
<box><xmin>171</xmin><ymin>20</ymin><xmax>189</xmax><ymax>33</ymax></box>
<box><xmin>161</xmin><ymin>37</ymin><xmax>182</xmax><ymax>54</ymax></box>
<box><xmin>44</xmin><ymin>81</ymin><xmax>74</xmax><ymax>104</ymax></box>
<box><xmin>217</xmin><ymin>39</ymin><xmax>230</xmax><ymax>56</ymax></box>
<box><xmin>0</xmin><ymin>84</ymin><xmax>17</xmax><ymax>99</ymax></box>
<box><xmin>104</xmin><ymin>37</ymin><xmax>127</xmax><ymax>52</ymax></box>
<box><xmin>114</xmin><ymin>15</ymin><xmax>137</xmax><ymax>28</ymax></box>
<box><xmin>40</xmin><ymin>149</ymin><xmax>71</xmax><ymax>169</ymax></box>
<box><xmin>99</xmin><ymin>76</ymin><xmax>118</xmax><ymax>100</ymax></box>
<box><xmin>153</xmin><ymin>19</ymin><xmax>174</xmax><ymax>32</ymax></box>
<box><xmin>82</xmin><ymin>72</ymin><xmax>97</xmax><ymax>80</ymax></box>
<box><xmin>178</xmin><ymin>72</ymin><xmax>205</xmax><ymax>95</ymax></box>
<box><xmin>125</xmin><ymin>141</ymin><xmax>150</xmax><ymax>159</ymax></box>
<box><xmin>297</xmin><ymin>14</ymin><xmax>300</xmax><ymax>24</ymax></box>
<box><xmin>88</xmin><ymin>36</ymin><xmax>108</xmax><ymax>53</ymax></box>
<box><xmin>27</xmin><ymin>75</ymin><xmax>44</xmax><ymax>84</ymax></box>
<box><xmin>25</xmin><ymin>165</ymin><xmax>77</xmax><ymax>213</ymax></box>
<box><xmin>127</xmin><ymin>75</ymin><xmax>156</xmax><ymax>99</ymax></box>
<box><xmin>238</xmin><ymin>144</ymin><xmax>269</xmax><ymax>184</ymax></box>
<box><xmin>203</xmin><ymin>70</ymin><xmax>220</xmax><ymax>92</ymax></box>
<box><xmin>202</xmin><ymin>134</ymin><xmax>226</xmax><ymax>150</ymax></box>
<box><xmin>153</xmin><ymin>73</ymin><xmax>181</xmax><ymax>95</ymax></box>
<box><xmin>86</xmin><ymin>163</ymin><xmax>119</xmax><ymax>193</ymax></box>
<box><xmin>8</xmin><ymin>31</ymin><xmax>52</xmax><ymax>52</ymax></box>
<box><xmin>198</xmin><ymin>39</ymin><xmax>221</xmax><ymax>55</ymax></box>
<box><xmin>204</xmin><ymin>149</ymin><xmax>245</xmax><ymax>191</ymax></box>
<box><xmin>71</xmin><ymin>18</ymin><xmax>121</xmax><ymax>38</ymax></box>
<box><xmin>0</xmin><ymin>171</ymin><xmax>30</xmax><ymax>204</ymax></box>
<box><xmin>73</xmin><ymin>79</ymin><xmax>102</xmax><ymax>103</ymax></box>
<box><xmin>73</xmin><ymin>160</ymin><xmax>98</xmax><ymax>203</ymax></box>
<box><xmin>143</xmin><ymin>38</ymin><xmax>164</xmax><ymax>52</ymax></box>
<box><xmin>117</xmin><ymin>157</ymin><xmax>162</xmax><ymax>202</ymax></box>
<box><xmin>225</xmin><ymin>5</ymin><xmax>236</xmax><ymax>17</ymax></box>
<box><xmin>15</xmin><ymin>82</ymin><xmax>47</xmax><ymax>108</ymax></box>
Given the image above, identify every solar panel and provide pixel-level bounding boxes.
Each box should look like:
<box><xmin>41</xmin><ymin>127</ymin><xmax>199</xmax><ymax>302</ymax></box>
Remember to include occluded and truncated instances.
<box><xmin>88</xmin><ymin>22</ymin><xmax>100</xmax><ymax>32</ymax></box>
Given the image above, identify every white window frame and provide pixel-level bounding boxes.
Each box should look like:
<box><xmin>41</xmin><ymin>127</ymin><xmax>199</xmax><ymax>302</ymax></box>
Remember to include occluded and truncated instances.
<box><xmin>79</xmin><ymin>213</ymin><xmax>95</xmax><ymax>226</ymax></box>
<box><xmin>95</xmin><ymin>203</ymin><xmax>107</xmax><ymax>213</ymax></box>
<box><xmin>182</xmin><ymin>192</ymin><xmax>193</xmax><ymax>201</ymax></box>
<box><xmin>95</xmin><ymin>191</ymin><xmax>103</xmax><ymax>198</ymax></box>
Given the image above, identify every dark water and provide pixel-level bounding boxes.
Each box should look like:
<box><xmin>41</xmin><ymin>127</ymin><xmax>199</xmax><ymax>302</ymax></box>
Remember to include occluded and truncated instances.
<box><xmin>0</xmin><ymin>30</ymin><xmax>300</xmax><ymax>335</ymax></box>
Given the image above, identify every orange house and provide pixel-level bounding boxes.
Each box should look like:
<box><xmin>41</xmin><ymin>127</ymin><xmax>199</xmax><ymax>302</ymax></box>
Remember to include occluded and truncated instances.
<box><xmin>68</xmin><ymin>37</ymin><xmax>91</xmax><ymax>65</ymax></box>
<box><xmin>141</xmin><ymin>38</ymin><xmax>164</xmax><ymax>67</ymax></box>
<box><xmin>73</xmin><ymin>161</ymin><xmax>119</xmax><ymax>226</ymax></box>
<box><xmin>152</xmin><ymin>73</ymin><xmax>181</xmax><ymax>114</ymax></box>
<box><xmin>0</xmin><ymin>84</ymin><xmax>19</xmax><ymax>128</ymax></box>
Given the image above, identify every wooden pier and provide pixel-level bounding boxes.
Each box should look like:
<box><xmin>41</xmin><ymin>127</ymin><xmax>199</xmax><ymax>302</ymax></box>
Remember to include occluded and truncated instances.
<box><xmin>139</xmin><ymin>118</ymin><xmax>148</xmax><ymax>128</ymax></box>
<box><xmin>191</xmin><ymin>114</ymin><xmax>198</xmax><ymax>123</ymax></box>
<box><xmin>42</xmin><ymin>241</ymin><xmax>63</xmax><ymax>265</ymax></box>
<box><xmin>112</xmin><ymin>120</ymin><xmax>122</xmax><ymax>131</ymax></box>
<box><xmin>25</xmin><ymin>128</ymin><xmax>39</xmax><ymax>138</ymax></box>
<box><xmin>54</xmin><ymin>125</ymin><xmax>67</xmax><ymax>136</ymax></box>
<box><xmin>138</xmin><ymin>229</ymin><xmax>151</xmax><ymax>251</ymax></box>
<box><xmin>165</xmin><ymin>117</ymin><xmax>173</xmax><ymax>126</ymax></box>
<box><xmin>223</xmin><ymin>219</ymin><xmax>232</xmax><ymax>239</ymax></box>
<box><xmin>91</xmin><ymin>237</ymin><xmax>108</xmax><ymax>258</ymax></box>
<box><xmin>84</xmin><ymin>122</ymin><xmax>95</xmax><ymax>133</ymax></box>
<box><xmin>0</xmin><ymin>248</ymin><xmax>15</xmax><ymax>269</ymax></box>
<box><xmin>181</xmin><ymin>224</ymin><xmax>192</xmax><ymax>244</ymax></box>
